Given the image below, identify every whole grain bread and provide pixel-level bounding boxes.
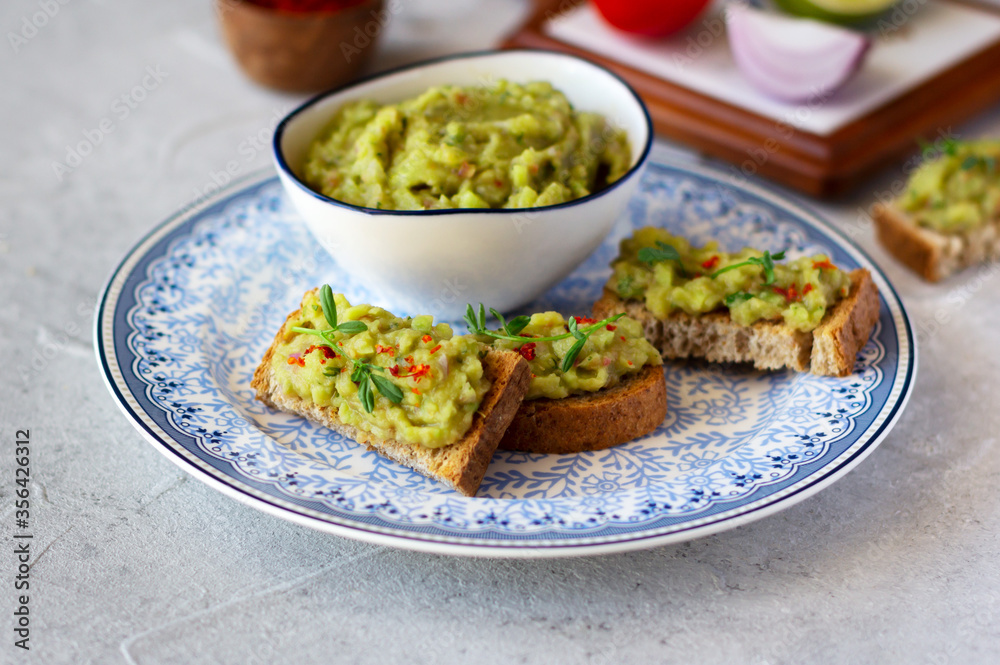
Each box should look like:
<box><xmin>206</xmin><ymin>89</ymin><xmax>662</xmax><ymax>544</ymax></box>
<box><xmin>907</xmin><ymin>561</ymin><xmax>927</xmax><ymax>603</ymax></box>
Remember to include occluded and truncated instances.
<box><xmin>498</xmin><ymin>365</ymin><xmax>667</xmax><ymax>454</ymax></box>
<box><xmin>593</xmin><ymin>269</ymin><xmax>879</xmax><ymax>377</ymax></box>
<box><xmin>251</xmin><ymin>302</ymin><xmax>531</xmax><ymax>497</ymax></box>
<box><xmin>872</xmin><ymin>202</ymin><xmax>1000</xmax><ymax>282</ymax></box>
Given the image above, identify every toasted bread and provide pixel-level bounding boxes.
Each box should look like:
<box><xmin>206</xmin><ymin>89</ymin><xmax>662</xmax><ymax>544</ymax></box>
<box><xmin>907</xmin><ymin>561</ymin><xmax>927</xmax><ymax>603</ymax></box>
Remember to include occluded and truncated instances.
<box><xmin>593</xmin><ymin>269</ymin><xmax>879</xmax><ymax>378</ymax></box>
<box><xmin>252</xmin><ymin>302</ymin><xmax>531</xmax><ymax>497</ymax></box>
<box><xmin>497</xmin><ymin>364</ymin><xmax>666</xmax><ymax>454</ymax></box>
<box><xmin>872</xmin><ymin>202</ymin><xmax>1000</xmax><ymax>282</ymax></box>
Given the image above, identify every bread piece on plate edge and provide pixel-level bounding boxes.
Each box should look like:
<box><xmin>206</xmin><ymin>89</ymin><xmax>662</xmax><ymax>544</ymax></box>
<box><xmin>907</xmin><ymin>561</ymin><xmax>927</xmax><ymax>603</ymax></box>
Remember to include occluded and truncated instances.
<box><xmin>498</xmin><ymin>365</ymin><xmax>667</xmax><ymax>454</ymax></box>
<box><xmin>593</xmin><ymin>269</ymin><xmax>879</xmax><ymax>378</ymax></box>
<box><xmin>871</xmin><ymin>202</ymin><xmax>1000</xmax><ymax>282</ymax></box>
<box><xmin>251</xmin><ymin>305</ymin><xmax>531</xmax><ymax>497</ymax></box>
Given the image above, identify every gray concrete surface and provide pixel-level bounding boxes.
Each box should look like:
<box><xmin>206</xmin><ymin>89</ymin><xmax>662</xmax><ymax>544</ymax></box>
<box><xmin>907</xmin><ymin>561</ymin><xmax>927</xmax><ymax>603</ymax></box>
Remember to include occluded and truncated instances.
<box><xmin>2</xmin><ymin>1</ymin><xmax>999</xmax><ymax>663</ymax></box>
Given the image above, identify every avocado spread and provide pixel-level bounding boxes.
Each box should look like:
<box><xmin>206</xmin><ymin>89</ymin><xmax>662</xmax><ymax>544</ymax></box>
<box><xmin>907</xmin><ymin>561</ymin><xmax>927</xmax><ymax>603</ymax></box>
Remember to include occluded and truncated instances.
<box><xmin>302</xmin><ymin>80</ymin><xmax>632</xmax><ymax>210</ymax></box>
<box><xmin>900</xmin><ymin>139</ymin><xmax>1000</xmax><ymax>233</ymax></box>
<box><xmin>272</xmin><ymin>291</ymin><xmax>489</xmax><ymax>449</ymax></box>
<box><xmin>484</xmin><ymin>312</ymin><xmax>661</xmax><ymax>400</ymax></box>
<box><xmin>610</xmin><ymin>228</ymin><xmax>852</xmax><ymax>332</ymax></box>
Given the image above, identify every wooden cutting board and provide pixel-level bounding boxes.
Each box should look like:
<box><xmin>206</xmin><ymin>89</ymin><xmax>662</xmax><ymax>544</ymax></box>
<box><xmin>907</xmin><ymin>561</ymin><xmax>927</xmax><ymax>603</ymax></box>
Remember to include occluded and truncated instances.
<box><xmin>502</xmin><ymin>0</ymin><xmax>1000</xmax><ymax>198</ymax></box>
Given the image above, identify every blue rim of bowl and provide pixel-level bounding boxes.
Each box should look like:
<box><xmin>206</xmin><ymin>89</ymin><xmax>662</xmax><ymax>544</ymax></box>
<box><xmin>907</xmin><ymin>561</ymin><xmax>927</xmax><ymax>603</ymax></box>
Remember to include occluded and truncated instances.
<box><xmin>271</xmin><ymin>48</ymin><xmax>655</xmax><ymax>217</ymax></box>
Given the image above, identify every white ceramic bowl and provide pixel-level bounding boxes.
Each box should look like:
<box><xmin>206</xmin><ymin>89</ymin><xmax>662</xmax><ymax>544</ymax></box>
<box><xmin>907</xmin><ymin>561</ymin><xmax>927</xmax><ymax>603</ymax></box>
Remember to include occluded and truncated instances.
<box><xmin>273</xmin><ymin>49</ymin><xmax>652</xmax><ymax>318</ymax></box>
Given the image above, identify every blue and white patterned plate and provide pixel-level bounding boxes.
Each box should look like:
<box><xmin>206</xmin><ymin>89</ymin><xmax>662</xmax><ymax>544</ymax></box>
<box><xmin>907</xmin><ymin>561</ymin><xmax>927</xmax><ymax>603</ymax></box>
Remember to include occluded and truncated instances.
<box><xmin>96</xmin><ymin>154</ymin><xmax>916</xmax><ymax>557</ymax></box>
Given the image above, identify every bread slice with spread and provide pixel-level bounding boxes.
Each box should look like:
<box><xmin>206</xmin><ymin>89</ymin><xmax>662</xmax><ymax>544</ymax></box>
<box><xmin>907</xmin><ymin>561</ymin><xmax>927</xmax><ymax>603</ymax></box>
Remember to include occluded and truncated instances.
<box><xmin>592</xmin><ymin>228</ymin><xmax>880</xmax><ymax>377</ymax></box>
<box><xmin>251</xmin><ymin>286</ymin><xmax>530</xmax><ymax>496</ymax></box>
<box><xmin>466</xmin><ymin>307</ymin><xmax>667</xmax><ymax>453</ymax></box>
<box><xmin>872</xmin><ymin>139</ymin><xmax>1000</xmax><ymax>282</ymax></box>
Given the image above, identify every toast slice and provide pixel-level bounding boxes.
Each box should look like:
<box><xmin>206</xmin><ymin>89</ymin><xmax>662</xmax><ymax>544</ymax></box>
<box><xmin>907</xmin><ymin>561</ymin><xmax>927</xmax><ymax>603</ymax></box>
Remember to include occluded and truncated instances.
<box><xmin>872</xmin><ymin>202</ymin><xmax>1000</xmax><ymax>282</ymax></box>
<box><xmin>252</xmin><ymin>305</ymin><xmax>531</xmax><ymax>497</ymax></box>
<box><xmin>498</xmin><ymin>365</ymin><xmax>667</xmax><ymax>454</ymax></box>
<box><xmin>593</xmin><ymin>269</ymin><xmax>880</xmax><ymax>377</ymax></box>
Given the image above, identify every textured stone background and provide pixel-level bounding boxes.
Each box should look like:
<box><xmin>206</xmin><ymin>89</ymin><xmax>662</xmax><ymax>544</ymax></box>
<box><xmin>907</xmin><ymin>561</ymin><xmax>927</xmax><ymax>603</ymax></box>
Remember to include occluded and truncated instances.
<box><xmin>2</xmin><ymin>1</ymin><xmax>999</xmax><ymax>663</ymax></box>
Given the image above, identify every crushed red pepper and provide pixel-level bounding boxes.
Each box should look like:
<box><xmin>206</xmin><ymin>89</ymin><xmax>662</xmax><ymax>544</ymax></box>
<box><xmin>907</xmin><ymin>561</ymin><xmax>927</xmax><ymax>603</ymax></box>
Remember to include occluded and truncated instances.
<box><xmin>516</xmin><ymin>342</ymin><xmax>537</xmax><ymax>361</ymax></box>
<box><xmin>813</xmin><ymin>259</ymin><xmax>836</xmax><ymax>270</ymax></box>
<box><xmin>701</xmin><ymin>255</ymin><xmax>720</xmax><ymax>270</ymax></box>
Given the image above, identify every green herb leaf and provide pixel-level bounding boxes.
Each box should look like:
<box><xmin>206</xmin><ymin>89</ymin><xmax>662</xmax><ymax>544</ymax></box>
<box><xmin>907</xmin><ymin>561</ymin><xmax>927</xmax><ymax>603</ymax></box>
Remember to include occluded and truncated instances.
<box><xmin>370</xmin><ymin>374</ymin><xmax>403</xmax><ymax>404</ymax></box>
<box><xmin>561</xmin><ymin>337</ymin><xmax>587</xmax><ymax>373</ymax></box>
<box><xmin>567</xmin><ymin>316</ymin><xmax>586</xmax><ymax>340</ymax></box>
<box><xmin>319</xmin><ymin>285</ymin><xmax>338</xmax><ymax>330</ymax></box>
<box><xmin>350</xmin><ymin>363</ymin><xmax>366</xmax><ymax>385</ymax></box>
<box><xmin>358</xmin><ymin>376</ymin><xmax>375</xmax><ymax>413</ymax></box>
<box><xmin>478</xmin><ymin>304</ymin><xmax>487</xmax><ymax>332</ymax></box>
<box><xmin>725</xmin><ymin>292</ymin><xmax>754</xmax><ymax>306</ymax></box>
<box><xmin>961</xmin><ymin>155</ymin><xmax>980</xmax><ymax>170</ymax></box>
<box><xmin>505</xmin><ymin>315</ymin><xmax>530</xmax><ymax>336</ymax></box>
<box><xmin>464</xmin><ymin>304</ymin><xmax>480</xmax><ymax>333</ymax></box>
<box><xmin>639</xmin><ymin>241</ymin><xmax>684</xmax><ymax>268</ymax></box>
<box><xmin>710</xmin><ymin>250</ymin><xmax>786</xmax><ymax>285</ymax></box>
<box><xmin>336</xmin><ymin>321</ymin><xmax>367</xmax><ymax>334</ymax></box>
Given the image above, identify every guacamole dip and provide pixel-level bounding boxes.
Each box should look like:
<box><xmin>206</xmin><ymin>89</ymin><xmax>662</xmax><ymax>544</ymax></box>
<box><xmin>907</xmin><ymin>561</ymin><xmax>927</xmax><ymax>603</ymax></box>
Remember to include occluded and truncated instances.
<box><xmin>483</xmin><ymin>312</ymin><xmax>661</xmax><ymax>400</ymax></box>
<box><xmin>610</xmin><ymin>228</ymin><xmax>852</xmax><ymax>332</ymax></box>
<box><xmin>272</xmin><ymin>291</ymin><xmax>489</xmax><ymax>448</ymax></box>
<box><xmin>900</xmin><ymin>139</ymin><xmax>1000</xmax><ymax>233</ymax></box>
<box><xmin>302</xmin><ymin>80</ymin><xmax>632</xmax><ymax>210</ymax></box>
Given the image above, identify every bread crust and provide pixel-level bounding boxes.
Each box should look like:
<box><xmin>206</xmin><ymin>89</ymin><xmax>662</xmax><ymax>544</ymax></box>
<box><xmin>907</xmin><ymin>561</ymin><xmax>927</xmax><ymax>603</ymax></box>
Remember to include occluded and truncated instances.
<box><xmin>593</xmin><ymin>269</ymin><xmax>879</xmax><ymax>377</ymax></box>
<box><xmin>872</xmin><ymin>202</ymin><xmax>1000</xmax><ymax>282</ymax></box>
<box><xmin>251</xmin><ymin>299</ymin><xmax>531</xmax><ymax>497</ymax></box>
<box><xmin>497</xmin><ymin>365</ymin><xmax>667</xmax><ymax>454</ymax></box>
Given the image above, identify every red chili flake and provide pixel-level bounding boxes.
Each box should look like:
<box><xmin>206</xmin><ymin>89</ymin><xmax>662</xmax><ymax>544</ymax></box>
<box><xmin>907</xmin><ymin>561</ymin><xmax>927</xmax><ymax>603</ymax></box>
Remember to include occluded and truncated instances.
<box><xmin>286</xmin><ymin>355</ymin><xmax>305</xmax><ymax>367</ymax></box>
<box><xmin>404</xmin><ymin>355</ymin><xmax>414</xmax><ymax>364</ymax></box>
<box><xmin>421</xmin><ymin>335</ymin><xmax>433</xmax><ymax>344</ymax></box>
<box><xmin>429</xmin><ymin>344</ymin><xmax>442</xmax><ymax>354</ymax></box>
<box><xmin>773</xmin><ymin>285</ymin><xmax>802</xmax><ymax>302</ymax></box>
<box><xmin>803</xmin><ymin>283</ymin><xmax>814</xmax><ymax>295</ymax></box>
<box><xmin>620</xmin><ymin>336</ymin><xmax>627</xmax><ymax>342</ymax></box>
<box><xmin>573</xmin><ymin>316</ymin><xmax>597</xmax><ymax>326</ymax></box>
<box><xmin>456</xmin><ymin>93</ymin><xmax>468</xmax><ymax>105</ymax></box>
<box><xmin>606</xmin><ymin>324</ymin><xmax>617</xmax><ymax>331</ymax></box>
<box><xmin>391</xmin><ymin>363</ymin><xmax>432</xmax><ymax>382</ymax></box>
<box><xmin>627</xmin><ymin>361</ymin><xmax>634</xmax><ymax>366</ymax></box>
<box><xmin>375</xmin><ymin>344</ymin><xmax>395</xmax><ymax>356</ymax></box>
<box><xmin>813</xmin><ymin>260</ymin><xmax>836</xmax><ymax>270</ymax></box>
<box><xmin>412</xmin><ymin>387</ymin><xmax>421</xmax><ymax>395</ymax></box>
<box><xmin>516</xmin><ymin>342</ymin><xmax>537</xmax><ymax>361</ymax></box>
<box><xmin>408</xmin><ymin>364</ymin><xmax>431</xmax><ymax>382</ymax></box>
<box><xmin>701</xmin><ymin>255</ymin><xmax>720</xmax><ymax>270</ymax></box>
<box><xmin>304</xmin><ymin>345</ymin><xmax>337</xmax><ymax>363</ymax></box>
<box><xmin>494</xmin><ymin>179</ymin><xmax>503</xmax><ymax>188</ymax></box>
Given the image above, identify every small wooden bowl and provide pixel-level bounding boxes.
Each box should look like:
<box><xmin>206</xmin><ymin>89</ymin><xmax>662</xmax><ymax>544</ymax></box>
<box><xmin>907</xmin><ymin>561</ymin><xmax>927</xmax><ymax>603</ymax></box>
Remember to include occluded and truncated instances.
<box><xmin>216</xmin><ymin>0</ymin><xmax>386</xmax><ymax>93</ymax></box>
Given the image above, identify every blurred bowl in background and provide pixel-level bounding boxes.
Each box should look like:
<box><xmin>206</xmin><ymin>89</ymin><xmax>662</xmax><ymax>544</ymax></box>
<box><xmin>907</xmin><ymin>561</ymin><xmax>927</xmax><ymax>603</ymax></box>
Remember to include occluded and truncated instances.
<box><xmin>216</xmin><ymin>0</ymin><xmax>386</xmax><ymax>93</ymax></box>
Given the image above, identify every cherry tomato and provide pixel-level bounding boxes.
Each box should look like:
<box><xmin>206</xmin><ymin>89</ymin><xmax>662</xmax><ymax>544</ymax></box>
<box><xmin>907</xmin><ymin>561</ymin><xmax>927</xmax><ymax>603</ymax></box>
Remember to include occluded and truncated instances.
<box><xmin>591</xmin><ymin>0</ymin><xmax>713</xmax><ymax>37</ymax></box>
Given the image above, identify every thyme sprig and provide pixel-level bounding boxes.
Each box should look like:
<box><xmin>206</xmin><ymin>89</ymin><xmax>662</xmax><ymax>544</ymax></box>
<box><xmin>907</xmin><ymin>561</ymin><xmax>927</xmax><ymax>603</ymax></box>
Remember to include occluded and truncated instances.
<box><xmin>289</xmin><ymin>284</ymin><xmax>403</xmax><ymax>413</ymax></box>
<box><xmin>709</xmin><ymin>250</ymin><xmax>786</xmax><ymax>285</ymax></box>
<box><xmin>464</xmin><ymin>304</ymin><xmax>625</xmax><ymax>372</ymax></box>
<box><xmin>638</xmin><ymin>241</ymin><xmax>786</xmax><ymax>285</ymax></box>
